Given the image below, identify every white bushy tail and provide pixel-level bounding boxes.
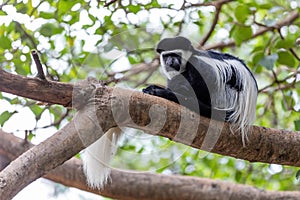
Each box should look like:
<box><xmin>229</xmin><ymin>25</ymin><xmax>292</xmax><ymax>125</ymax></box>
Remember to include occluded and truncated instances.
<box><xmin>81</xmin><ymin>127</ymin><xmax>121</xmax><ymax>189</ymax></box>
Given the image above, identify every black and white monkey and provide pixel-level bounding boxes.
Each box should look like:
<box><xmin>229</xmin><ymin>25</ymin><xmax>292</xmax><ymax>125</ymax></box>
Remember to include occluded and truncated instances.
<box><xmin>81</xmin><ymin>36</ymin><xmax>258</xmax><ymax>189</ymax></box>
<box><xmin>143</xmin><ymin>36</ymin><xmax>257</xmax><ymax>138</ymax></box>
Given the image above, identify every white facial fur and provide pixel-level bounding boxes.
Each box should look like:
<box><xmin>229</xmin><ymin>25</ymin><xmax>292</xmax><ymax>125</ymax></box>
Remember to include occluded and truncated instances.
<box><xmin>160</xmin><ymin>49</ymin><xmax>193</xmax><ymax>80</ymax></box>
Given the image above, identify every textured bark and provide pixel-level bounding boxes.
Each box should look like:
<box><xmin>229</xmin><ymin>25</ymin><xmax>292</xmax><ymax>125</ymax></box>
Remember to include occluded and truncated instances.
<box><xmin>1</xmin><ymin>69</ymin><xmax>300</xmax><ymax>168</ymax></box>
<box><xmin>1</xmin><ymin>130</ymin><xmax>300</xmax><ymax>200</ymax></box>
<box><xmin>1</xmin><ymin>69</ymin><xmax>300</xmax><ymax>199</ymax></box>
<box><xmin>0</xmin><ymin>106</ymin><xmax>105</xmax><ymax>199</ymax></box>
<box><xmin>0</xmin><ymin>69</ymin><xmax>73</xmax><ymax>106</ymax></box>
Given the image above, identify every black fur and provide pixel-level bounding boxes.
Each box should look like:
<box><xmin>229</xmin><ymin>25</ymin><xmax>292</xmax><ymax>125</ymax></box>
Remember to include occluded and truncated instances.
<box><xmin>143</xmin><ymin>37</ymin><xmax>256</xmax><ymax>121</ymax></box>
<box><xmin>156</xmin><ymin>36</ymin><xmax>193</xmax><ymax>53</ymax></box>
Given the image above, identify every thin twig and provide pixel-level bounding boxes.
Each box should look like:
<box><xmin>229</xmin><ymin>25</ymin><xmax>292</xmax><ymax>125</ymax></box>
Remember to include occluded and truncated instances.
<box><xmin>104</xmin><ymin>0</ymin><xmax>118</xmax><ymax>7</ymax></box>
<box><xmin>34</xmin><ymin>109</ymin><xmax>71</xmax><ymax>131</ymax></box>
<box><xmin>31</xmin><ymin>50</ymin><xmax>46</xmax><ymax>80</ymax></box>
<box><xmin>185</xmin><ymin>0</ymin><xmax>232</xmax><ymax>8</ymax></box>
<box><xmin>258</xmin><ymin>70</ymin><xmax>300</xmax><ymax>93</ymax></box>
<box><xmin>198</xmin><ymin>0</ymin><xmax>232</xmax><ymax>48</ymax></box>
<box><xmin>15</xmin><ymin>22</ymin><xmax>38</xmax><ymax>49</ymax></box>
<box><xmin>204</xmin><ymin>11</ymin><xmax>299</xmax><ymax>50</ymax></box>
<box><xmin>277</xmin><ymin>28</ymin><xmax>300</xmax><ymax>61</ymax></box>
<box><xmin>0</xmin><ymin>0</ymin><xmax>9</xmax><ymax>10</ymax></box>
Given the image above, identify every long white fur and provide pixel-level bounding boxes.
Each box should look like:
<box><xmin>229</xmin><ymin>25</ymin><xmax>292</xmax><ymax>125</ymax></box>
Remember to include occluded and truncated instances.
<box><xmin>81</xmin><ymin>45</ymin><xmax>257</xmax><ymax>190</ymax></box>
<box><xmin>195</xmin><ymin>55</ymin><xmax>257</xmax><ymax>145</ymax></box>
<box><xmin>81</xmin><ymin>127</ymin><xmax>121</xmax><ymax>189</ymax></box>
<box><xmin>160</xmin><ymin>49</ymin><xmax>257</xmax><ymax>145</ymax></box>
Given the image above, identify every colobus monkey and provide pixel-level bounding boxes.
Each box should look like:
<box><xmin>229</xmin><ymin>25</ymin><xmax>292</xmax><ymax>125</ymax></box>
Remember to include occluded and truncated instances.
<box><xmin>81</xmin><ymin>36</ymin><xmax>258</xmax><ymax>190</ymax></box>
<box><xmin>143</xmin><ymin>36</ymin><xmax>258</xmax><ymax>142</ymax></box>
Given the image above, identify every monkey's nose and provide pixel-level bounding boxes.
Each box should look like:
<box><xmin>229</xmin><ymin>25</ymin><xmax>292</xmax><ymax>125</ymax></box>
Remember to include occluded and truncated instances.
<box><xmin>165</xmin><ymin>57</ymin><xmax>180</xmax><ymax>71</ymax></box>
<box><xmin>165</xmin><ymin>57</ymin><xmax>174</xmax><ymax>66</ymax></box>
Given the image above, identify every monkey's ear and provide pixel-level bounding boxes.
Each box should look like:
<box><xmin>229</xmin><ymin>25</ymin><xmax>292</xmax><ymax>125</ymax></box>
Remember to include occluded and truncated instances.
<box><xmin>156</xmin><ymin>36</ymin><xmax>194</xmax><ymax>54</ymax></box>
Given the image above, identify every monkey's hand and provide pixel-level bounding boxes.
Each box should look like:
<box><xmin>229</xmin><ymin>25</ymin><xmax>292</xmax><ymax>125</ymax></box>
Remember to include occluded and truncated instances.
<box><xmin>143</xmin><ymin>84</ymin><xmax>179</xmax><ymax>103</ymax></box>
<box><xmin>143</xmin><ymin>85</ymin><xmax>165</xmax><ymax>95</ymax></box>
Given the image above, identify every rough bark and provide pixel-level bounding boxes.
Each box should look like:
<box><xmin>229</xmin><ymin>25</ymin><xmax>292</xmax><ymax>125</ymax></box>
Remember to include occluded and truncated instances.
<box><xmin>1</xmin><ymin>69</ymin><xmax>300</xmax><ymax>198</ymax></box>
<box><xmin>0</xmin><ymin>69</ymin><xmax>73</xmax><ymax>106</ymax></box>
<box><xmin>1</xmin><ymin>130</ymin><xmax>300</xmax><ymax>200</ymax></box>
<box><xmin>0</xmin><ymin>97</ymin><xmax>109</xmax><ymax>199</ymax></box>
<box><xmin>1</xmin><ymin>68</ymin><xmax>300</xmax><ymax>166</ymax></box>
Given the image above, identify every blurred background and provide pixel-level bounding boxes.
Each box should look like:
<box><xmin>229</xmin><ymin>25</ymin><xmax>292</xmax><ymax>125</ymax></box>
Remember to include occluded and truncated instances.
<box><xmin>0</xmin><ymin>0</ymin><xmax>299</xmax><ymax>199</ymax></box>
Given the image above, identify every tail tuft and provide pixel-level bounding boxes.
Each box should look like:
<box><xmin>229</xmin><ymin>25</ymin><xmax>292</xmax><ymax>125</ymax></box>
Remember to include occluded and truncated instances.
<box><xmin>81</xmin><ymin>127</ymin><xmax>121</xmax><ymax>189</ymax></box>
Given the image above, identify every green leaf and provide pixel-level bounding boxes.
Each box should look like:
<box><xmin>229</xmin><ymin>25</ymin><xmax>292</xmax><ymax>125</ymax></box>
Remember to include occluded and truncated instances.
<box><xmin>258</xmin><ymin>3</ymin><xmax>273</xmax><ymax>9</ymax></box>
<box><xmin>294</xmin><ymin>120</ymin><xmax>300</xmax><ymax>131</ymax></box>
<box><xmin>277</xmin><ymin>50</ymin><xmax>296</xmax><ymax>68</ymax></box>
<box><xmin>15</xmin><ymin>64</ymin><xmax>30</xmax><ymax>76</ymax></box>
<box><xmin>0</xmin><ymin>36</ymin><xmax>11</xmax><ymax>49</ymax></box>
<box><xmin>10</xmin><ymin>97</ymin><xmax>21</xmax><ymax>104</ymax></box>
<box><xmin>29</xmin><ymin>104</ymin><xmax>44</xmax><ymax>118</ymax></box>
<box><xmin>234</xmin><ymin>5</ymin><xmax>250</xmax><ymax>23</ymax></box>
<box><xmin>40</xmin><ymin>11</ymin><xmax>54</xmax><ymax>19</ymax></box>
<box><xmin>0</xmin><ymin>111</ymin><xmax>17</xmax><ymax>127</ymax></box>
<box><xmin>231</xmin><ymin>26</ymin><xmax>252</xmax><ymax>46</ymax></box>
<box><xmin>27</xmin><ymin>131</ymin><xmax>35</xmax><ymax>141</ymax></box>
<box><xmin>252</xmin><ymin>50</ymin><xmax>264</xmax><ymax>66</ymax></box>
<box><xmin>58</xmin><ymin>0</ymin><xmax>80</xmax><ymax>15</ymax></box>
<box><xmin>145</xmin><ymin>0</ymin><xmax>160</xmax><ymax>9</ymax></box>
<box><xmin>275</xmin><ymin>39</ymin><xmax>295</xmax><ymax>49</ymax></box>
<box><xmin>258</xmin><ymin>54</ymin><xmax>278</xmax><ymax>70</ymax></box>
<box><xmin>39</xmin><ymin>23</ymin><xmax>64</xmax><ymax>37</ymax></box>
<box><xmin>128</xmin><ymin>5</ymin><xmax>141</xmax><ymax>14</ymax></box>
<box><xmin>83</xmin><ymin>53</ymin><xmax>103</xmax><ymax>68</ymax></box>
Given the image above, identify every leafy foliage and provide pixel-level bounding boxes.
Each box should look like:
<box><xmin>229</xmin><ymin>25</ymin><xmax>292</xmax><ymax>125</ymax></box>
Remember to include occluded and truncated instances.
<box><xmin>0</xmin><ymin>0</ymin><xmax>299</xmax><ymax>197</ymax></box>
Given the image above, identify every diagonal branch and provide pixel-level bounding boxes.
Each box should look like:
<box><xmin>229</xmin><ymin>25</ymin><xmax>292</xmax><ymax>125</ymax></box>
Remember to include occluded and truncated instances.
<box><xmin>185</xmin><ymin>0</ymin><xmax>233</xmax><ymax>8</ymax></box>
<box><xmin>198</xmin><ymin>0</ymin><xmax>233</xmax><ymax>47</ymax></box>
<box><xmin>203</xmin><ymin>11</ymin><xmax>299</xmax><ymax>50</ymax></box>
<box><xmin>1</xmin><ymin>130</ymin><xmax>300</xmax><ymax>200</ymax></box>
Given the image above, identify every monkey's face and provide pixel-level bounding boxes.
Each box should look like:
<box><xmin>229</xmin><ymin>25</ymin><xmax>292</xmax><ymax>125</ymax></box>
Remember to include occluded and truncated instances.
<box><xmin>160</xmin><ymin>50</ymin><xmax>192</xmax><ymax>80</ymax></box>
<box><xmin>162</xmin><ymin>52</ymin><xmax>182</xmax><ymax>71</ymax></box>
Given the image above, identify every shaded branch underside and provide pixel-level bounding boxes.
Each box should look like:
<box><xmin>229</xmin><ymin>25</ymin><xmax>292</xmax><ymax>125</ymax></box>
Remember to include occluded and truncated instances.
<box><xmin>1</xmin><ymin>130</ymin><xmax>300</xmax><ymax>200</ymax></box>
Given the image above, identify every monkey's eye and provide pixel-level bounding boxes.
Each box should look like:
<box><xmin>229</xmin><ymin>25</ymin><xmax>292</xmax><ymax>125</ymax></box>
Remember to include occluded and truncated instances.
<box><xmin>162</xmin><ymin>53</ymin><xmax>182</xmax><ymax>71</ymax></box>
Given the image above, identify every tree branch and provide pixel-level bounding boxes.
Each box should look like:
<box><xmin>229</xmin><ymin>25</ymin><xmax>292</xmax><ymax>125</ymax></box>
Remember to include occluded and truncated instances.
<box><xmin>1</xmin><ymin>130</ymin><xmax>300</xmax><ymax>200</ymax></box>
<box><xmin>185</xmin><ymin>0</ymin><xmax>232</xmax><ymax>8</ymax></box>
<box><xmin>203</xmin><ymin>11</ymin><xmax>299</xmax><ymax>50</ymax></box>
<box><xmin>0</xmin><ymin>69</ymin><xmax>73</xmax><ymax>107</ymax></box>
<box><xmin>31</xmin><ymin>50</ymin><xmax>46</xmax><ymax>80</ymax></box>
<box><xmin>1</xmin><ymin>67</ymin><xmax>300</xmax><ymax>198</ymax></box>
<box><xmin>1</xmin><ymin>68</ymin><xmax>300</xmax><ymax>165</ymax></box>
<box><xmin>198</xmin><ymin>0</ymin><xmax>232</xmax><ymax>47</ymax></box>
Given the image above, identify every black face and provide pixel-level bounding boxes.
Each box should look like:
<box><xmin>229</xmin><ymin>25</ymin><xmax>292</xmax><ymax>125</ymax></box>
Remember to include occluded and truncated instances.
<box><xmin>162</xmin><ymin>52</ymin><xmax>182</xmax><ymax>71</ymax></box>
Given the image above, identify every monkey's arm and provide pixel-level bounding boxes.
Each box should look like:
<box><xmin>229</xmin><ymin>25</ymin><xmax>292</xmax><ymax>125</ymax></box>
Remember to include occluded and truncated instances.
<box><xmin>143</xmin><ymin>84</ymin><xmax>227</xmax><ymax>121</ymax></box>
<box><xmin>142</xmin><ymin>84</ymin><xmax>179</xmax><ymax>102</ymax></box>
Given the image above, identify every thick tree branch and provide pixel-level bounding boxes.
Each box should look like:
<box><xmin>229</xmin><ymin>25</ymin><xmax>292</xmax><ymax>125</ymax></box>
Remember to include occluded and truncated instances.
<box><xmin>203</xmin><ymin>11</ymin><xmax>299</xmax><ymax>50</ymax></box>
<box><xmin>1</xmin><ymin>130</ymin><xmax>300</xmax><ymax>200</ymax></box>
<box><xmin>1</xmin><ymin>67</ymin><xmax>300</xmax><ymax>198</ymax></box>
<box><xmin>0</xmin><ymin>69</ymin><xmax>73</xmax><ymax>106</ymax></box>
<box><xmin>0</xmin><ymin>115</ymin><xmax>96</xmax><ymax>199</ymax></box>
